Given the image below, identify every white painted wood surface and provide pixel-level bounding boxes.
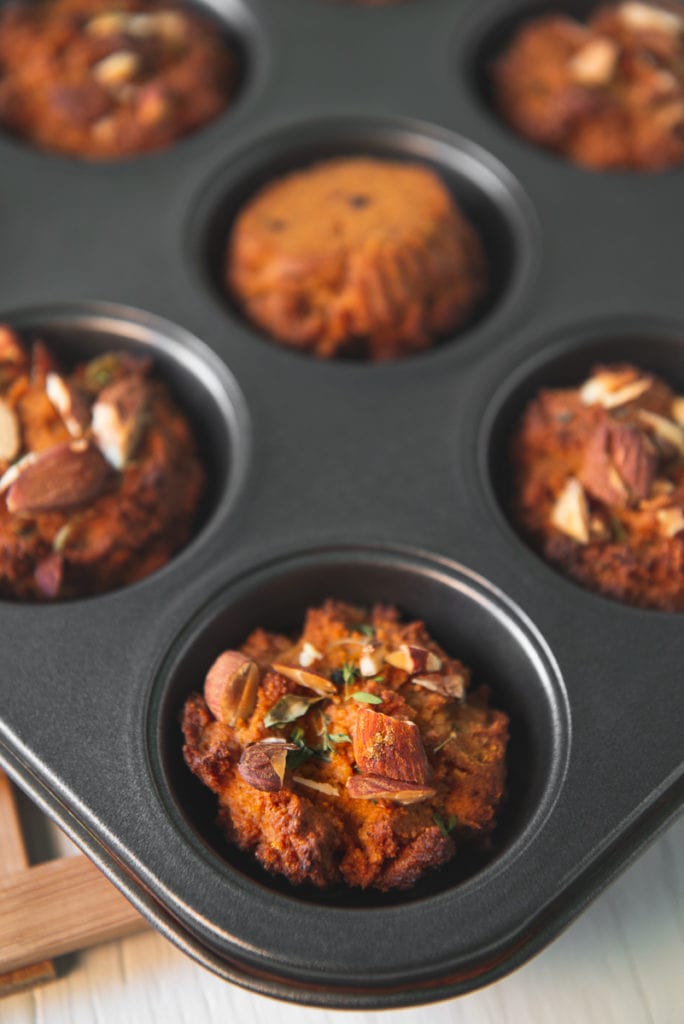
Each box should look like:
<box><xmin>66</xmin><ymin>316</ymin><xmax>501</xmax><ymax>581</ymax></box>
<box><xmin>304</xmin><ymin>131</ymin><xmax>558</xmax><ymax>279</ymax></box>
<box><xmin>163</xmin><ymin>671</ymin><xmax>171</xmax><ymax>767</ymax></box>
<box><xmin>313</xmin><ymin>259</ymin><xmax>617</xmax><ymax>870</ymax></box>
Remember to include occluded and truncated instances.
<box><xmin>2</xmin><ymin>810</ymin><xmax>683</xmax><ymax>1024</ymax></box>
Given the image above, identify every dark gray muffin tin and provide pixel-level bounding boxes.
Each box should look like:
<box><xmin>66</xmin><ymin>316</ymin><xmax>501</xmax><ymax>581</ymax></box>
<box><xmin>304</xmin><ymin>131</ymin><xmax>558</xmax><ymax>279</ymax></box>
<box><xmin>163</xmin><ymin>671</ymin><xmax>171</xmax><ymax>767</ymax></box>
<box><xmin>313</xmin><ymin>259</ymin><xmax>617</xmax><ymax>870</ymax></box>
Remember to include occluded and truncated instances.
<box><xmin>0</xmin><ymin>0</ymin><xmax>682</xmax><ymax>1009</ymax></box>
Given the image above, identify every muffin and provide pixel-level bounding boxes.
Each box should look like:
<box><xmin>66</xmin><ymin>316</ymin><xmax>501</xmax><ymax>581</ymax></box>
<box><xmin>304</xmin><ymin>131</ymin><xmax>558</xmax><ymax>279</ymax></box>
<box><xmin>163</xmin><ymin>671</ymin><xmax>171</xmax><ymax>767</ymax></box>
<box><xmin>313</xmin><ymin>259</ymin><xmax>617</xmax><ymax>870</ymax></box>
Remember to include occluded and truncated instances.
<box><xmin>0</xmin><ymin>0</ymin><xmax>239</xmax><ymax>160</ymax></box>
<box><xmin>492</xmin><ymin>2</ymin><xmax>684</xmax><ymax>171</ymax></box>
<box><xmin>511</xmin><ymin>363</ymin><xmax>684</xmax><ymax>610</ymax></box>
<box><xmin>226</xmin><ymin>157</ymin><xmax>487</xmax><ymax>360</ymax></box>
<box><xmin>182</xmin><ymin>599</ymin><xmax>509</xmax><ymax>891</ymax></box>
<box><xmin>0</xmin><ymin>324</ymin><xmax>204</xmax><ymax>599</ymax></box>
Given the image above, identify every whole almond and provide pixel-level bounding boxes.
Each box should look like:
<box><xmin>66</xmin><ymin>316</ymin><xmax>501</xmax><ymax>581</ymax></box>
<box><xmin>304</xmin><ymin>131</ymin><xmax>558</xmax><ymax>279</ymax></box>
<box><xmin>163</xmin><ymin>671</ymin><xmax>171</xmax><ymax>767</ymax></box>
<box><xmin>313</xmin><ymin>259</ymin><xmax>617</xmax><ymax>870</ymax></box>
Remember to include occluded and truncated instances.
<box><xmin>385</xmin><ymin>644</ymin><xmax>442</xmax><ymax>675</ymax></box>
<box><xmin>353</xmin><ymin>706</ymin><xmax>430</xmax><ymax>783</ymax></box>
<box><xmin>204</xmin><ymin>651</ymin><xmax>260</xmax><ymax>725</ymax></box>
<box><xmin>6</xmin><ymin>440</ymin><xmax>110</xmax><ymax>514</ymax></box>
<box><xmin>238</xmin><ymin>739</ymin><xmax>297</xmax><ymax>793</ymax></box>
<box><xmin>92</xmin><ymin>374</ymin><xmax>148</xmax><ymax>469</ymax></box>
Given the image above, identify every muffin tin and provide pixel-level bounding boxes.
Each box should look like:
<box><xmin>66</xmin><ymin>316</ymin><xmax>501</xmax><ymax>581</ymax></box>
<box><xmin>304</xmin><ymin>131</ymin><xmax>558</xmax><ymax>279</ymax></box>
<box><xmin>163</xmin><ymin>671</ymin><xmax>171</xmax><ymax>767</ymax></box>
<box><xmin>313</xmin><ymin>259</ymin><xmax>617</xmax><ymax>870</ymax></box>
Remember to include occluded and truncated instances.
<box><xmin>0</xmin><ymin>0</ymin><xmax>682</xmax><ymax>1010</ymax></box>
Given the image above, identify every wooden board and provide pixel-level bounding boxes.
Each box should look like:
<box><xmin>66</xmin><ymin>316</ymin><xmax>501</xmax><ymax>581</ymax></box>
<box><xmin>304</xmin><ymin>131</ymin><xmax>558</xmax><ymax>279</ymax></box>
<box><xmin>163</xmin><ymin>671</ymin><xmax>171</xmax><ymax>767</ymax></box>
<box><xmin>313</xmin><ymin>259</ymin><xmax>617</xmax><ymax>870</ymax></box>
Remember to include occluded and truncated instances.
<box><xmin>0</xmin><ymin>771</ymin><xmax>146</xmax><ymax>994</ymax></box>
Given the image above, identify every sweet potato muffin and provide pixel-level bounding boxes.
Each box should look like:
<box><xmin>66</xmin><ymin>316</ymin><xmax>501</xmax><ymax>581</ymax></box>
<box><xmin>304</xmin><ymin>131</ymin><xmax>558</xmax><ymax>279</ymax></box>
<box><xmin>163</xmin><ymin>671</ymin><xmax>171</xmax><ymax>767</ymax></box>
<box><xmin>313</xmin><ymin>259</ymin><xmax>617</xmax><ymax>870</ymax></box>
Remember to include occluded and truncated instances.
<box><xmin>511</xmin><ymin>363</ymin><xmax>684</xmax><ymax>609</ymax></box>
<box><xmin>0</xmin><ymin>324</ymin><xmax>204</xmax><ymax>599</ymax></box>
<box><xmin>0</xmin><ymin>0</ymin><xmax>239</xmax><ymax>160</ymax></box>
<box><xmin>492</xmin><ymin>2</ymin><xmax>684</xmax><ymax>171</ymax></box>
<box><xmin>182</xmin><ymin>599</ymin><xmax>509</xmax><ymax>892</ymax></box>
<box><xmin>226</xmin><ymin>157</ymin><xmax>487</xmax><ymax>360</ymax></box>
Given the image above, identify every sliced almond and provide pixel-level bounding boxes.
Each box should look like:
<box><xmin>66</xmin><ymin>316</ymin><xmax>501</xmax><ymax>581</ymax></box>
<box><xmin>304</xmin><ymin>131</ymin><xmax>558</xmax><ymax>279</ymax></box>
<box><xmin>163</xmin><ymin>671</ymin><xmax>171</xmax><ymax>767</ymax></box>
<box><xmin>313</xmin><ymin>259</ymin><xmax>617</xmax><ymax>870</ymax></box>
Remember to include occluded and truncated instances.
<box><xmin>5</xmin><ymin>440</ymin><xmax>110</xmax><ymax>514</ymax></box>
<box><xmin>359</xmin><ymin>641</ymin><xmax>386</xmax><ymax>677</ymax></box>
<box><xmin>0</xmin><ymin>398</ymin><xmax>20</xmax><ymax>463</ymax></box>
<box><xmin>204</xmin><ymin>651</ymin><xmax>260</xmax><ymax>726</ymax></box>
<box><xmin>656</xmin><ymin>507</ymin><xmax>684</xmax><ymax>538</ymax></box>
<box><xmin>271</xmin><ymin>662</ymin><xmax>337</xmax><ymax>696</ymax></box>
<box><xmin>384</xmin><ymin>645</ymin><xmax>442</xmax><ymax>675</ymax></box>
<box><xmin>618</xmin><ymin>2</ymin><xmax>683</xmax><ymax>36</ymax></box>
<box><xmin>637</xmin><ymin>409</ymin><xmax>684</xmax><ymax>458</ymax></box>
<box><xmin>551</xmin><ymin>477</ymin><xmax>590</xmax><ymax>543</ymax></box>
<box><xmin>579</xmin><ymin>370</ymin><xmax>652</xmax><ymax>409</ymax></box>
<box><xmin>292</xmin><ymin>776</ymin><xmax>339</xmax><ymax>797</ymax></box>
<box><xmin>569</xmin><ymin>38</ymin><xmax>619</xmax><ymax>86</ymax></box>
<box><xmin>671</xmin><ymin>397</ymin><xmax>684</xmax><ymax>427</ymax></box>
<box><xmin>46</xmin><ymin>373</ymin><xmax>90</xmax><ymax>438</ymax></box>
<box><xmin>298</xmin><ymin>641</ymin><xmax>322</xmax><ymax>668</ymax></box>
<box><xmin>34</xmin><ymin>553</ymin><xmax>64</xmax><ymax>599</ymax></box>
<box><xmin>92</xmin><ymin>374</ymin><xmax>147</xmax><ymax>469</ymax></box>
<box><xmin>346</xmin><ymin>774</ymin><xmax>436</xmax><ymax>805</ymax></box>
<box><xmin>93</xmin><ymin>50</ymin><xmax>141</xmax><ymax>89</ymax></box>
<box><xmin>353</xmin><ymin>706</ymin><xmax>430</xmax><ymax>783</ymax></box>
<box><xmin>86</xmin><ymin>11</ymin><xmax>131</xmax><ymax>36</ymax></box>
<box><xmin>412</xmin><ymin>672</ymin><xmax>466</xmax><ymax>701</ymax></box>
<box><xmin>127</xmin><ymin>11</ymin><xmax>186</xmax><ymax>42</ymax></box>
<box><xmin>237</xmin><ymin>739</ymin><xmax>296</xmax><ymax>793</ymax></box>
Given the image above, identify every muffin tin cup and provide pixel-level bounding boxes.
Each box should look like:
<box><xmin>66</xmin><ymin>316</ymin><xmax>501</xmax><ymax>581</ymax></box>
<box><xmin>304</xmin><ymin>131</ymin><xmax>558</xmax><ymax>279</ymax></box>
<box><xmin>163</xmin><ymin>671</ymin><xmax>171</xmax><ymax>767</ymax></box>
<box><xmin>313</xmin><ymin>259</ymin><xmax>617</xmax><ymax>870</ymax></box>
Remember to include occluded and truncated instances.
<box><xmin>0</xmin><ymin>0</ymin><xmax>682</xmax><ymax>1009</ymax></box>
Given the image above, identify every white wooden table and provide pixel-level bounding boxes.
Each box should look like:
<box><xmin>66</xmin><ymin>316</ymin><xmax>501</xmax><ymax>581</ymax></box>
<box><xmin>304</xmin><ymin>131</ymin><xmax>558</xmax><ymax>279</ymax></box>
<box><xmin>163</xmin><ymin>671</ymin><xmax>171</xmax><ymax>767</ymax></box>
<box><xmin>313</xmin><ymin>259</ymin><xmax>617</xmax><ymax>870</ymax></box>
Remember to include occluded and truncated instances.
<box><xmin>2</xmin><ymin>805</ymin><xmax>682</xmax><ymax>1024</ymax></box>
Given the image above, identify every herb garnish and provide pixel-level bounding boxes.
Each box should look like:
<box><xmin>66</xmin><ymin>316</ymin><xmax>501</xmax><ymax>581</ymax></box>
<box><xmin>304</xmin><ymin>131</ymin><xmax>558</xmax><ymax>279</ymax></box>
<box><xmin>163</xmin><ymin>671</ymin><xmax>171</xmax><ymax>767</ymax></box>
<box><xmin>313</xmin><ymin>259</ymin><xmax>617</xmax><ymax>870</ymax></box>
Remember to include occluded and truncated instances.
<box><xmin>433</xmin><ymin>813</ymin><xmax>458</xmax><ymax>838</ymax></box>
<box><xmin>342</xmin><ymin>662</ymin><xmax>360</xmax><ymax>685</ymax></box>
<box><xmin>264</xmin><ymin>693</ymin><xmax>322</xmax><ymax>728</ymax></box>
<box><xmin>351</xmin><ymin>692</ymin><xmax>383</xmax><ymax>705</ymax></box>
<box><xmin>611</xmin><ymin>516</ymin><xmax>627</xmax><ymax>543</ymax></box>
<box><xmin>328</xmin><ymin>732</ymin><xmax>352</xmax><ymax>744</ymax></box>
<box><xmin>353</xmin><ymin>624</ymin><xmax>376</xmax><ymax>638</ymax></box>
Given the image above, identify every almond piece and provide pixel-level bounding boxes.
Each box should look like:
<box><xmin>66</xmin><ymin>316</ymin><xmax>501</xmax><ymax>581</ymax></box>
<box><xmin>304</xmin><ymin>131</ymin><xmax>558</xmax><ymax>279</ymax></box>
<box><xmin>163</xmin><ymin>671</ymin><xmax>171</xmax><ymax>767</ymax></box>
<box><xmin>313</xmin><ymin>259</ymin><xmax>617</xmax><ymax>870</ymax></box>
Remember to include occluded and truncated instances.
<box><xmin>237</xmin><ymin>739</ymin><xmax>297</xmax><ymax>793</ymax></box>
<box><xmin>412</xmin><ymin>672</ymin><xmax>466</xmax><ymax>700</ymax></box>
<box><xmin>551</xmin><ymin>477</ymin><xmax>590</xmax><ymax>543</ymax></box>
<box><xmin>34</xmin><ymin>552</ymin><xmax>64</xmax><ymax>599</ymax></box>
<box><xmin>6</xmin><ymin>440</ymin><xmax>110</xmax><ymax>514</ymax></box>
<box><xmin>384</xmin><ymin>645</ymin><xmax>442</xmax><ymax>675</ymax></box>
<box><xmin>93</xmin><ymin>50</ymin><xmax>141</xmax><ymax>89</ymax></box>
<box><xmin>359</xmin><ymin>641</ymin><xmax>386</xmax><ymax>677</ymax></box>
<box><xmin>271</xmin><ymin>662</ymin><xmax>337</xmax><ymax>696</ymax></box>
<box><xmin>0</xmin><ymin>398</ymin><xmax>20</xmax><ymax>463</ymax></box>
<box><xmin>656</xmin><ymin>507</ymin><xmax>684</xmax><ymax>538</ymax></box>
<box><xmin>46</xmin><ymin>373</ymin><xmax>90</xmax><ymax>438</ymax></box>
<box><xmin>580</xmin><ymin>422</ymin><xmax>656</xmax><ymax>508</ymax></box>
<box><xmin>204</xmin><ymin>651</ymin><xmax>261</xmax><ymax>725</ymax></box>
<box><xmin>0</xmin><ymin>325</ymin><xmax>25</xmax><ymax>365</ymax></box>
<box><xmin>127</xmin><ymin>11</ymin><xmax>186</xmax><ymax>42</ymax></box>
<box><xmin>353</xmin><ymin>706</ymin><xmax>430</xmax><ymax>783</ymax></box>
<box><xmin>637</xmin><ymin>409</ymin><xmax>684</xmax><ymax>459</ymax></box>
<box><xmin>579</xmin><ymin>370</ymin><xmax>652</xmax><ymax>409</ymax></box>
<box><xmin>92</xmin><ymin>374</ymin><xmax>147</xmax><ymax>469</ymax></box>
<box><xmin>86</xmin><ymin>11</ymin><xmax>132</xmax><ymax>36</ymax></box>
<box><xmin>292</xmin><ymin>776</ymin><xmax>339</xmax><ymax>797</ymax></box>
<box><xmin>569</xmin><ymin>38</ymin><xmax>619</xmax><ymax>86</ymax></box>
<box><xmin>619</xmin><ymin>2</ymin><xmax>683</xmax><ymax>36</ymax></box>
<box><xmin>671</xmin><ymin>397</ymin><xmax>684</xmax><ymax>427</ymax></box>
<box><xmin>298</xmin><ymin>641</ymin><xmax>322</xmax><ymax>668</ymax></box>
<box><xmin>346</xmin><ymin>774</ymin><xmax>436</xmax><ymax>805</ymax></box>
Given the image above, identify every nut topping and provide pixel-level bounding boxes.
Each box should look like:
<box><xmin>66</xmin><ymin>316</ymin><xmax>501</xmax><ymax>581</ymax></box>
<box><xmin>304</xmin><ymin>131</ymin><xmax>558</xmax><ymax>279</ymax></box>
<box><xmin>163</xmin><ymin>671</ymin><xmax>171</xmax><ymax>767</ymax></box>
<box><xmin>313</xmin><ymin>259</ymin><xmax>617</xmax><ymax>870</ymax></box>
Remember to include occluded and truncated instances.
<box><xmin>353</xmin><ymin>706</ymin><xmax>430</xmax><ymax>783</ymax></box>
<box><xmin>92</xmin><ymin>374</ymin><xmax>147</xmax><ymax>469</ymax></box>
<box><xmin>86</xmin><ymin>11</ymin><xmax>131</xmax><ymax>37</ymax></box>
<box><xmin>5</xmin><ymin>440</ymin><xmax>110</xmax><ymax>514</ymax></box>
<box><xmin>618</xmin><ymin>2</ymin><xmax>683</xmax><ymax>35</ymax></box>
<box><xmin>580</xmin><ymin>421</ymin><xmax>656</xmax><ymax>508</ymax></box>
<box><xmin>0</xmin><ymin>325</ymin><xmax>25</xmax><ymax>365</ymax></box>
<box><xmin>0</xmin><ymin>399</ymin><xmax>20</xmax><ymax>463</ymax></box>
<box><xmin>92</xmin><ymin>50</ymin><xmax>141</xmax><ymax>89</ymax></box>
<box><xmin>412</xmin><ymin>672</ymin><xmax>466</xmax><ymax>700</ymax></box>
<box><xmin>237</xmin><ymin>739</ymin><xmax>297</xmax><ymax>793</ymax></box>
<box><xmin>551</xmin><ymin>476</ymin><xmax>590</xmax><ymax>543</ymax></box>
<box><xmin>292</xmin><ymin>775</ymin><xmax>339</xmax><ymax>797</ymax></box>
<box><xmin>569</xmin><ymin>38</ymin><xmax>619</xmax><ymax>86</ymax></box>
<box><xmin>580</xmin><ymin>370</ymin><xmax>652</xmax><ymax>409</ymax></box>
<box><xmin>204</xmin><ymin>651</ymin><xmax>260</xmax><ymax>725</ymax></box>
<box><xmin>656</xmin><ymin>507</ymin><xmax>684</xmax><ymax>537</ymax></box>
<box><xmin>34</xmin><ymin>553</ymin><xmax>64</xmax><ymax>599</ymax></box>
<box><xmin>271</xmin><ymin>662</ymin><xmax>337</xmax><ymax>696</ymax></box>
<box><xmin>46</xmin><ymin>373</ymin><xmax>90</xmax><ymax>438</ymax></box>
<box><xmin>359</xmin><ymin>641</ymin><xmax>386</xmax><ymax>677</ymax></box>
<box><xmin>671</xmin><ymin>397</ymin><xmax>684</xmax><ymax>427</ymax></box>
<box><xmin>637</xmin><ymin>409</ymin><xmax>684</xmax><ymax>459</ymax></box>
<box><xmin>384</xmin><ymin>645</ymin><xmax>442</xmax><ymax>675</ymax></box>
<box><xmin>127</xmin><ymin>11</ymin><xmax>186</xmax><ymax>42</ymax></box>
<box><xmin>346</xmin><ymin>774</ymin><xmax>436</xmax><ymax>805</ymax></box>
<box><xmin>298</xmin><ymin>641</ymin><xmax>322</xmax><ymax>668</ymax></box>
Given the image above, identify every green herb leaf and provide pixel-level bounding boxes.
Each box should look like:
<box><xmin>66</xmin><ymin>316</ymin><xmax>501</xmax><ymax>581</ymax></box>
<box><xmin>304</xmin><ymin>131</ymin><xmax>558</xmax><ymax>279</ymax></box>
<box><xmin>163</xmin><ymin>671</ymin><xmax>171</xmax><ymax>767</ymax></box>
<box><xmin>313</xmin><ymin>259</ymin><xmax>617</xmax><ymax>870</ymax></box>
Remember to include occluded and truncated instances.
<box><xmin>353</xmin><ymin>624</ymin><xmax>376</xmax><ymax>638</ymax></box>
<box><xmin>611</xmin><ymin>516</ymin><xmax>627</xmax><ymax>543</ymax></box>
<box><xmin>264</xmin><ymin>693</ymin><xmax>322</xmax><ymax>728</ymax></box>
<box><xmin>447</xmin><ymin>814</ymin><xmax>458</xmax><ymax>831</ymax></box>
<box><xmin>290</xmin><ymin>725</ymin><xmax>305</xmax><ymax>746</ymax></box>
<box><xmin>372</xmin><ymin>675</ymin><xmax>385</xmax><ymax>684</ymax></box>
<box><xmin>287</xmin><ymin>745</ymin><xmax>314</xmax><ymax>770</ymax></box>
<box><xmin>342</xmin><ymin>662</ymin><xmax>360</xmax><ymax>685</ymax></box>
<box><xmin>433</xmin><ymin>813</ymin><xmax>449</xmax><ymax>838</ymax></box>
<box><xmin>329</xmin><ymin>732</ymin><xmax>352</xmax><ymax>744</ymax></box>
<box><xmin>351</xmin><ymin>692</ymin><xmax>383</xmax><ymax>705</ymax></box>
